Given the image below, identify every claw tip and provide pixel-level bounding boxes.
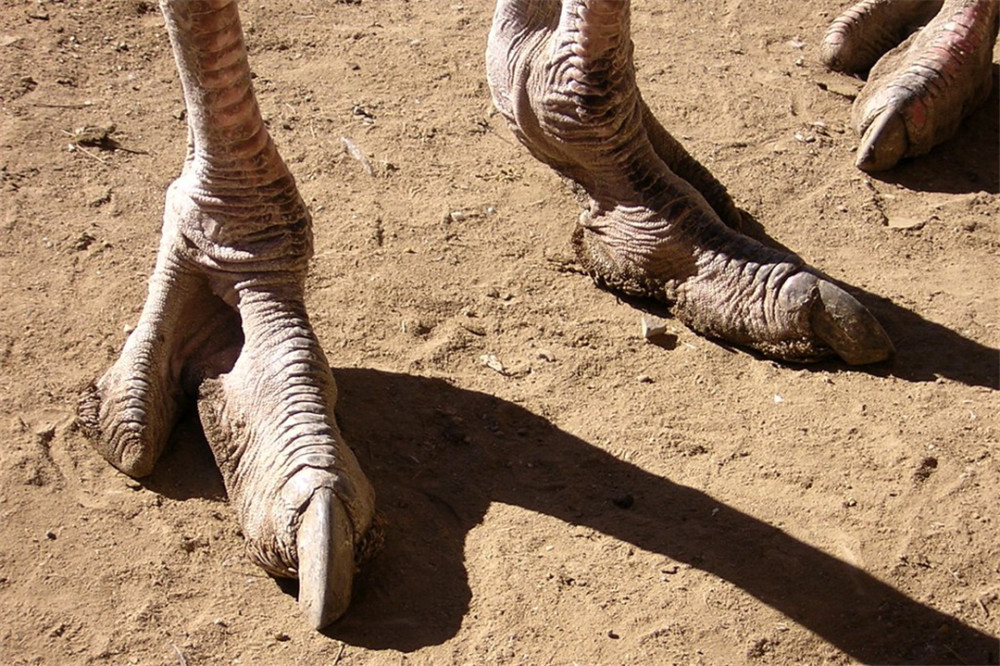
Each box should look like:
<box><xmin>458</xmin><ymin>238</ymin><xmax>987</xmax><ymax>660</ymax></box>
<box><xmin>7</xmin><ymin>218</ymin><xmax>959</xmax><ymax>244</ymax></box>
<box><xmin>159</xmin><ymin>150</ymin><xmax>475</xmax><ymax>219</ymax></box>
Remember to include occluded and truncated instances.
<box><xmin>297</xmin><ymin>489</ymin><xmax>355</xmax><ymax>629</ymax></box>
<box><xmin>856</xmin><ymin>109</ymin><xmax>908</xmax><ymax>172</ymax></box>
<box><xmin>812</xmin><ymin>280</ymin><xmax>894</xmax><ymax>365</ymax></box>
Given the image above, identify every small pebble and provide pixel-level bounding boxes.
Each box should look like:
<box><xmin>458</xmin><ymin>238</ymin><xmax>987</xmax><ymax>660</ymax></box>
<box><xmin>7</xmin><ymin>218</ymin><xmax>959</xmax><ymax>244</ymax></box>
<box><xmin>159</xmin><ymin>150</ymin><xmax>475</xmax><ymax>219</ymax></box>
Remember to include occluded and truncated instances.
<box><xmin>612</xmin><ymin>494</ymin><xmax>634</xmax><ymax>509</ymax></box>
<box><xmin>401</xmin><ymin>318</ymin><xmax>430</xmax><ymax>336</ymax></box>
<box><xmin>536</xmin><ymin>349</ymin><xmax>555</xmax><ymax>363</ymax></box>
<box><xmin>480</xmin><ymin>353</ymin><xmax>506</xmax><ymax>374</ymax></box>
<box><xmin>459</xmin><ymin>321</ymin><xmax>486</xmax><ymax>336</ymax></box>
<box><xmin>887</xmin><ymin>216</ymin><xmax>925</xmax><ymax>230</ymax></box>
<box><xmin>641</xmin><ymin>315</ymin><xmax>668</xmax><ymax>340</ymax></box>
<box><xmin>637</xmin><ymin>374</ymin><xmax>654</xmax><ymax>384</ymax></box>
<box><xmin>36</xmin><ymin>426</ymin><xmax>56</xmax><ymax>445</ymax></box>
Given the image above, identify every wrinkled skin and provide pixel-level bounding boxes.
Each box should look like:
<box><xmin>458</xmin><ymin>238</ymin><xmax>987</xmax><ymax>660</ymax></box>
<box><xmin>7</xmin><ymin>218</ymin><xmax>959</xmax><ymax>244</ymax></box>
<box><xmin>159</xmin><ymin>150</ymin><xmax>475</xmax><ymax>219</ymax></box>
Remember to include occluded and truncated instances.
<box><xmin>78</xmin><ymin>0</ymin><xmax>378</xmax><ymax>630</ymax></box>
<box><xmin>77</xmin><ymin>0</ymin><xmax>1000</xmax><ymax>630</ymax></box>
<box><xmin>487</xmin><ymin>0</ymin><xmax>893</xmax><ymax>364</ymax></box>
<box><xmin>822</xmin><ymin>0</ymin><xmax>1000</xmax><ymax>171</ymax></box>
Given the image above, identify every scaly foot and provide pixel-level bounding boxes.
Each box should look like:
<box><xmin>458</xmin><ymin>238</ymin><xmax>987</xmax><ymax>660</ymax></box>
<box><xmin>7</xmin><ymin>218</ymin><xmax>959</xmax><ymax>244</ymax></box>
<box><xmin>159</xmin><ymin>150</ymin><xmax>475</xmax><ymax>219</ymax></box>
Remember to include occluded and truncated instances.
<box><xmin>488</xmin><ymin>0</ymin><xmax>893</xmax><ymax>364</ymax></box>
<box><xmin>78</xmin><ymin>0</ymin><xmax>377</xmax><ymax>629</ymax></box>
<box><xmin>822</xmin><ymin>0</ymin><xmax>999</xmax><ymax>171</ymax></box>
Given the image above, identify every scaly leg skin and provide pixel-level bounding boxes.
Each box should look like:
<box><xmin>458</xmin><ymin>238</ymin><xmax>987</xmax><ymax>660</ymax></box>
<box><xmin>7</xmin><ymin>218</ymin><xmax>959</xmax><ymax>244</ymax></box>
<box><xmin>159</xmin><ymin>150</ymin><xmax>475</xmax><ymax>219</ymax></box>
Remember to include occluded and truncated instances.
<box><xmin>823</xmin><ymin>0</ymin><xmax>999</xmax><ymax>172</ymax></box>
<box><xmin>77</xmin><ymin>0</ymin><xmax>377</xmax><ymax>629</ymax></box>
<box><xmin>487</xmin><ymin>0</ymin><xmax>893</xmax><ymax>364</ymax></box>
<box><xmin>820</xmin><ymin>0</ymin><xmax>944</xmax><ymax>73</ymax></box>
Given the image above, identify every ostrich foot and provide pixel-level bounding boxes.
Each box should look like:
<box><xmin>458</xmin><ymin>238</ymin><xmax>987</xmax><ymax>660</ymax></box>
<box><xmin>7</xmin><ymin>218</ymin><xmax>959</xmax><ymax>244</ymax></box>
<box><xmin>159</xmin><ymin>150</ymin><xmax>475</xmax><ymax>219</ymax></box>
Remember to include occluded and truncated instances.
<box><xmin>77</xmin><ymin>185</ymin><xmax>379</xmax><ymax>629</ymax></box>
<box><xmin>487</xmin><ymin>0</ymin><xmax>893</xmax><ymax>364</ymax></box>
<box><xmin>822</xmin><ymin>0</ymin><xmax>999</xmax><ymax>171</ymax></box>
<box><xmin>77</xmin><ymin>0</ymin><xmax>377</xmax><ymax>629</ymax></box>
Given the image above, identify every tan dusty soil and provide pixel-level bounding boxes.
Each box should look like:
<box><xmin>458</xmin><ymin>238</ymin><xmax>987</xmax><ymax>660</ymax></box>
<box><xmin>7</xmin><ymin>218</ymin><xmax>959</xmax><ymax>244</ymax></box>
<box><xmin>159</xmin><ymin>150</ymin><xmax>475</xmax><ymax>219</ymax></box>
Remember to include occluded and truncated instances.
<box><xmin>1</xmin><ymin>1</ymin><xmax>998</xmax><ymax>664</ymax></box>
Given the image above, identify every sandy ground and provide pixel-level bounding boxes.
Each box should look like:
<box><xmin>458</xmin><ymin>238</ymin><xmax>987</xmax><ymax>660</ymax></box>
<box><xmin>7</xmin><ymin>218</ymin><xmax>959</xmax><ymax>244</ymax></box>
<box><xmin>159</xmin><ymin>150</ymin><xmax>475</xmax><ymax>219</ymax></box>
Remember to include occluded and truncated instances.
<box><xmin>1</xmin><ymin>1</ymin><xmax>998</xmax><ymax>664</ymax></box>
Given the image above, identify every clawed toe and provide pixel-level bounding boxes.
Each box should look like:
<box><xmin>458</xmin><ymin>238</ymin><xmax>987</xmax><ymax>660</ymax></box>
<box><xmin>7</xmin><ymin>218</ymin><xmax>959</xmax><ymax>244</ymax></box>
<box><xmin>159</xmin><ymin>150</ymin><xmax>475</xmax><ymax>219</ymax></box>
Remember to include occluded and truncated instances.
<box><xmin>296</xmin><ymin>488</ymin><xmax>355</xmax><ymax>628</ymax></box>
<box><xmin>825</xmin><ymin>0</ymin><xmax>999</xmax><ymax>171</ymax></box>
<box><xmin>294</xmin><ymin>489</ymin><xmax>387</xmax><ymax>628</ymax></box>
<box><xmin>489</xmin><ymin>0</ymin><xmax>894</xmax><ymax>366</ymax></box>
<box><xmin>76</xmin><ymin>0</ymin><xmax>381</xmax><ymax>632</ymax></box>
<box><xmin>855</xmin><ymin>108</ymin><xmax>909</xmax><ymax>172</ymax></box>
<box><xmin>820</xmin><ymin>0</ymin><xmax>943</xmax><ymax>73</ymax></box>
<box><xmin>807</xmin><ymin>279</ymin><xmax>895</xmax><ymax>366</ymax></box>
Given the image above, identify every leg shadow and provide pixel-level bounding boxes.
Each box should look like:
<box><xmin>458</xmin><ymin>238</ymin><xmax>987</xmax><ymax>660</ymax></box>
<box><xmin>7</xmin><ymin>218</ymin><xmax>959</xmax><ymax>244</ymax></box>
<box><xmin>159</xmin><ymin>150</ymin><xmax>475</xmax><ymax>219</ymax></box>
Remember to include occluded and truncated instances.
<box><xmin>598</xmin><ymin>277</ymin><xmax>998</xmax><ymax>389</ymax></box>
<box><xmin>139</xmin><ymin>409</ymin><xmax>227</xmax><ymax>502</ymax></box>
<box><xmin>738</xmin><ymin>209</ymin><xmax>998</xmax><ymax>388</ymax></box>
<box><xmin>856</xmin><ymin>288</ymin><xmax>999</xmax><ymax>388</ymax></box>
<box><xmin>319</xmin><ymin>368</ymin><xmax>996</xmax><ymax>664</ymax></box>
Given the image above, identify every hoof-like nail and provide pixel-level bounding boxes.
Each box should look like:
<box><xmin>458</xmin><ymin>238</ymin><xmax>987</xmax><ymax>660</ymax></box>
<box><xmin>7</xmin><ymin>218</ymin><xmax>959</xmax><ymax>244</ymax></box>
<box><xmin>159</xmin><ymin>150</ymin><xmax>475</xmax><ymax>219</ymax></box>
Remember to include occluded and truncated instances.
<box><xmin>297</xmin><ymin>488</ymin><xmax>355</xmax><ymax>629</ymax></box>
<box><xmin>856</xmin><ymin>109</ymin><xmax>909</xmax><ymax>172</ymax></box>
<box><xmin>810</xmin><ymin>280</ymin><xmax>894</xmax><ymax>365</ymax></box>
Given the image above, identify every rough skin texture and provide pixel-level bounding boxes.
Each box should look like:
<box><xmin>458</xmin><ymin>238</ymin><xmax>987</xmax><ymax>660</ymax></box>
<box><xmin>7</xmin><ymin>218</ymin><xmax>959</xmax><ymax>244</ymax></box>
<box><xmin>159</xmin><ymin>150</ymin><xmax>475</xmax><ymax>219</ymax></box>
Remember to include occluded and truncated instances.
<box><xmin>822</xmin><ymin>0</ymin><xmax>1000</xmax><ymax>171</ymax></box>
<box><xmin>486</xmin><ymin>0</ymin><xmax>893</xmax><ymax>363</ymax></box>
<box><xmin>79</xmin><ymin>0</ymin><xmax>378</xmax><ymax>630</ymax></box>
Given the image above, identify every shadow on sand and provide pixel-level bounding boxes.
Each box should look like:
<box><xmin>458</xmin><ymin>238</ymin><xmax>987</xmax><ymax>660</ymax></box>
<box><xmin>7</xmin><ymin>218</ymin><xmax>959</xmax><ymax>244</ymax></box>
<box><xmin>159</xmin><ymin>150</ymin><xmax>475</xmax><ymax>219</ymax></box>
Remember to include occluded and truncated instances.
<box><xmin>140</xmin><ymin>363</ymin><xmax>997</xmax><ymax>663</ymax></box>
<box><xmin>282</xmin><ymin>368</ymin><xmax>1000</xmax><ymax>665</ymax></box>
<box><xmin>717</xmin><ymin>179</ymin><xmax>999</xmax><ymax>390</ymax></box>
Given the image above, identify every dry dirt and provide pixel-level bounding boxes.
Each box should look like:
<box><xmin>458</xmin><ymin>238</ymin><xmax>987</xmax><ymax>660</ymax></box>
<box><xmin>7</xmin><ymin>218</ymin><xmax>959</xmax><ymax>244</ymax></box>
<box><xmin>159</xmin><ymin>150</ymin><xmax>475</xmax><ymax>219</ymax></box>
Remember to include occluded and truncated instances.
<box><xmin>1</xmin><ymin>1</ymin><xmax>998</xmax><ymax>664</ymax></box>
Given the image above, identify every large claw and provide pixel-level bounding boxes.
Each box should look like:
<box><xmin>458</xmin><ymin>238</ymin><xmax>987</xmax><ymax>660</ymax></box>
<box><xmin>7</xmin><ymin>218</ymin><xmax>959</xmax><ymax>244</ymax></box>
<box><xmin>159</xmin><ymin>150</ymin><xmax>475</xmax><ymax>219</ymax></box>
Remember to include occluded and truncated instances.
<box><xmin>855</xmin><ymin>109</ymin><xmax>909</xmax><ymax>173</ymax></box>
<box><xmin>810</xmin><ymin>279</ymin><xmax>895</xmax><ymax>365</ymax></box>
<box><xmin>297</xmin><ymin>488</ymin><xmax>355</xmax><ymax>629</ymax></box>
<box><xmin>844</xmin><ymin>0</ymin><xmax>999</xmax><ymax>172</ymax></box>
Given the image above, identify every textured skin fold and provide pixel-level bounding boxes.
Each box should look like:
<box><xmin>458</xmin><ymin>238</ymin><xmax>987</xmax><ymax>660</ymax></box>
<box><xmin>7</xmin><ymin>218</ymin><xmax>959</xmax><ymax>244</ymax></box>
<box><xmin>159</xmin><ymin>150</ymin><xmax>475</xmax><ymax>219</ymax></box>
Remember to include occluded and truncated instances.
<box><xmin>80</xmin><ymin>0</ymin><xmax>378</xmax><ymax>628</ymax></box>
<box><xmin>487</xmin><ymin>0</ymin><xmax>892</xmax><ymax>363</ymax></box>
<box><xmin>851</xmin><ymin>0</ymin><xmax>999</xmax><ymax>170</ymax></box>
<box><xmin>821</xmin><ymin>0</ymin><xmax>944</xmax><ymax>72</ymax></box>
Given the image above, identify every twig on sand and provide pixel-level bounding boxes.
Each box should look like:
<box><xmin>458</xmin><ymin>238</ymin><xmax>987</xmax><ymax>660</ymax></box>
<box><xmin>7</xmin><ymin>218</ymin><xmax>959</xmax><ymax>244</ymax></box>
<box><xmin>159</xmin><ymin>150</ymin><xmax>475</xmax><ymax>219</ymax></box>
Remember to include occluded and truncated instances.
<box><xmin>332</xmin><ymin>641</ymin><xmax>347</xmax><ymax>666</ymax></box>
<box><xmin>30</xmin><ymin>101</ymin><xmax>94</xmax><ymax>109</ymax></box>
<box><xmin>67</xmin><ymin>144</ymin><xmax>108</xmax><ymax>165</ymax></box>
<box><xmin>342</xmin><ymin>135</ymin><xmax>376</xmax><ymax>176</ymax></box>
<box><xmin>171</xmin><ymin>643</ymin><xmax>189</xmax><ymax>666</ymax></box>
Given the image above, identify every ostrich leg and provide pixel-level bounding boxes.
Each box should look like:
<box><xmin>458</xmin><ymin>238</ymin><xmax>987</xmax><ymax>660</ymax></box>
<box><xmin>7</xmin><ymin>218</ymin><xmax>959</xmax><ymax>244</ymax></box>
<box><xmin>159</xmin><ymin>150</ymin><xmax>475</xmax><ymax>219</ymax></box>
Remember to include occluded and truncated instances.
<box><xmin>77</xmin><ymin>0</ymin><xmax>376</xmax><ymax>628</ymax></box>
<box><xmin>487</xmin><ymin>0</ymin><xmax>893</xmax><ymax>364</ymax></box>
<box><xmin>822</xmin><ymin>0</ymin><xmax>999</xmax><ymax>171</ymax></box>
